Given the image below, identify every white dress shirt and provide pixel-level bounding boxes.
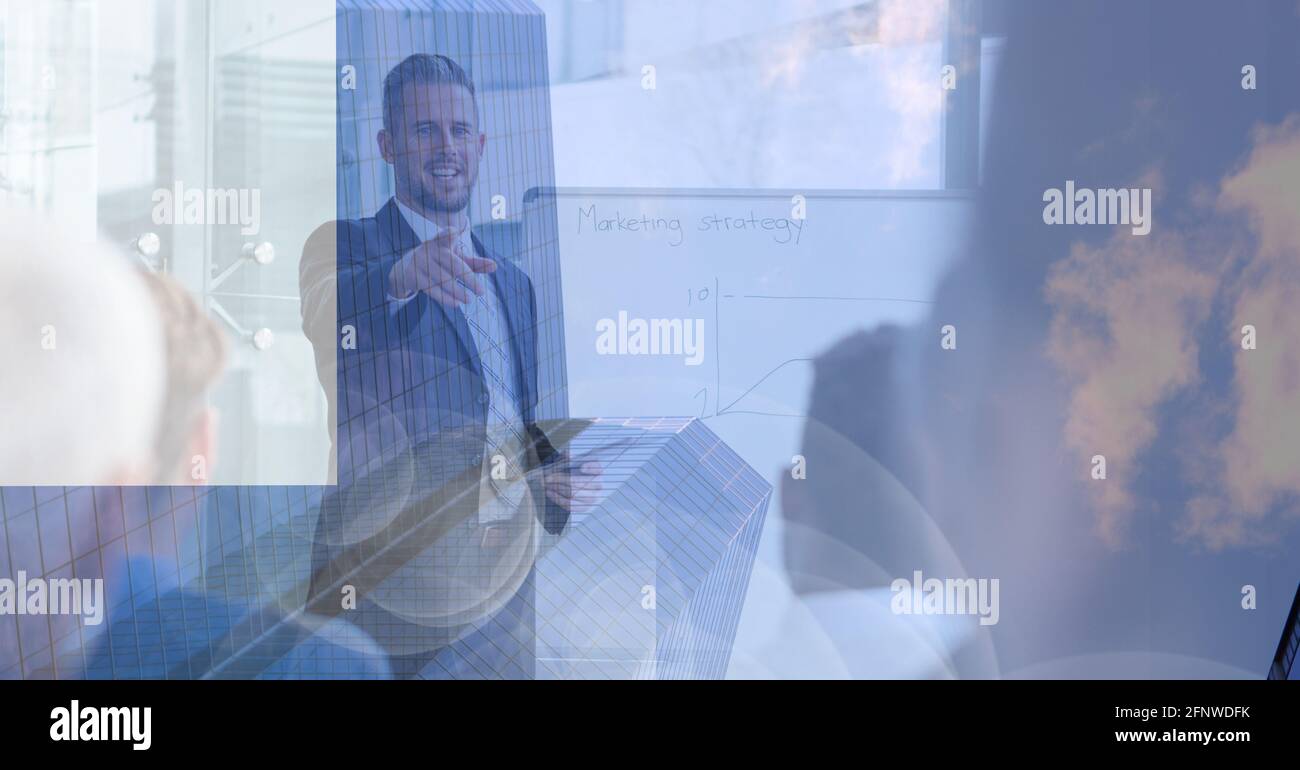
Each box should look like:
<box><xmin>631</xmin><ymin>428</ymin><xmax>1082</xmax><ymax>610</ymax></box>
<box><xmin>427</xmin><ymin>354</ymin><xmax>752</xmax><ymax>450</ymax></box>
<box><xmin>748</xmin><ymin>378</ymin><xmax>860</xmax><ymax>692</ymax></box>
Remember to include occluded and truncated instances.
<box><xmin>389</xmin><ymin>200</ymin><xmax>528</xmax><ymax>526</ymax></box>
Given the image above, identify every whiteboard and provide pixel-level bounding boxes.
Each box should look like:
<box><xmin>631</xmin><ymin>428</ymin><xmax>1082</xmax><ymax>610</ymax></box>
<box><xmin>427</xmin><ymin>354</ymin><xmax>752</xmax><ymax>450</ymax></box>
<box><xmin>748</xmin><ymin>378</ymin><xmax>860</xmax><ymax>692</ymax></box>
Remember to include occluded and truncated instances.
<box><xmin>524</xmin><ymin>187</ymin><xmax>972</xmax><ymax>424</ymax></box>
<box><xmin>522</xmin><ymin>185</ymin><xmax>975</xmax><ymax>657</ymax></box>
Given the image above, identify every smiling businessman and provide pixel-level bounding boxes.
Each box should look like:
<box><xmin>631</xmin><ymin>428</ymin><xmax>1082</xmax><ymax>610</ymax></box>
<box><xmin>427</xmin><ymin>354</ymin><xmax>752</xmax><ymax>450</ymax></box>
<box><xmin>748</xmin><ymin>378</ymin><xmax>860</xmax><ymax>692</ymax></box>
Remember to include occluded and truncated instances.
<box><xmin>299</xmin><ymin>54</ymin><xmax>599</xmax><ymax>678</ymax></box>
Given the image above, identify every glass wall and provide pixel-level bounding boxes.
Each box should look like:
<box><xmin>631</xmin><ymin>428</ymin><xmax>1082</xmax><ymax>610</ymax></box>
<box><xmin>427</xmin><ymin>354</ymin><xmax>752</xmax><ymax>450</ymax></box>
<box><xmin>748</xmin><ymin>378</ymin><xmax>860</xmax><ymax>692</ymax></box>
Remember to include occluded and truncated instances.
<box><xmin>0</xmin><ymin>0</ymin><xmax>335</xmax><ymax>486</ymax></box>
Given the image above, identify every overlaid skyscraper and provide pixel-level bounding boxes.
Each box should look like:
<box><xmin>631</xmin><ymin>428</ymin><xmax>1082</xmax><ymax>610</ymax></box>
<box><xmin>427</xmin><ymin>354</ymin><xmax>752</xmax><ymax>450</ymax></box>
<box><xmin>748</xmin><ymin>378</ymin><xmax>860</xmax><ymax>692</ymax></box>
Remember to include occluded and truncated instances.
<box><xmin>1268</xmin><ymin>585</ymin><xmax>1299</xmax><ymax>681</ymax></box>
<box><xmin>535</xmin><ymin>418</ymin><xmax>770</xmax><ymax>679</ymax></box>
<box><xmin>168</xmin><ymin>417</ymin><xmax>771</xmax><ymax>680</ymax></box>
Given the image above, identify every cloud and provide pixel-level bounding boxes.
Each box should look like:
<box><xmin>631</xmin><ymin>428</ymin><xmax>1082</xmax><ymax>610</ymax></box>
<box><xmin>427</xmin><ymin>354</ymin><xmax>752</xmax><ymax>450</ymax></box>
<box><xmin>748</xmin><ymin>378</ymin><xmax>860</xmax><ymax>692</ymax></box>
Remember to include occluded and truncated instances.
<box><xmin>875</xmin><ymin>0</ymin><xmax>946</xmax><ymax>184</ymax></box>
<box><xmin>1045</xmin><ymin>119</ymin><xmax>1300</xmax><ymax>549</ymax></box>
<box><xmin>1044</xmin><ymin>181</ymin><xmax>1220</xmax><ymax>545</ymax></box>
<box><xmin>1182</xmin><ymin>117</ymin><xmax>1300</xmax><ymax>548</ymax></box>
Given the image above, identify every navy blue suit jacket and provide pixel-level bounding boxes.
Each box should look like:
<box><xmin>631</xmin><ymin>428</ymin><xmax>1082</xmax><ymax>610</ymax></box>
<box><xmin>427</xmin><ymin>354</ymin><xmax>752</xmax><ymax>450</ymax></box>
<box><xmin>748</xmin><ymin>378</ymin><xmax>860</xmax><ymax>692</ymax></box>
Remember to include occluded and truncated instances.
<box><xmin>298</xmin><ymin>198</ymin><xmax>565</xmax><ymax>652</ymax></box>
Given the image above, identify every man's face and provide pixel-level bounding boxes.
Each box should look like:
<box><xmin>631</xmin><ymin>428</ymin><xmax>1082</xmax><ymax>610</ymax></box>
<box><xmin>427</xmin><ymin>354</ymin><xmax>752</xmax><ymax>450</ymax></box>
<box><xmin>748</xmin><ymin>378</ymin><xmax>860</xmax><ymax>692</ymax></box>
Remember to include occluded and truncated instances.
<box><xmin>382</xmin><ymin>81</ymin><xmax>483</xmax><ymax>214</ymax></box>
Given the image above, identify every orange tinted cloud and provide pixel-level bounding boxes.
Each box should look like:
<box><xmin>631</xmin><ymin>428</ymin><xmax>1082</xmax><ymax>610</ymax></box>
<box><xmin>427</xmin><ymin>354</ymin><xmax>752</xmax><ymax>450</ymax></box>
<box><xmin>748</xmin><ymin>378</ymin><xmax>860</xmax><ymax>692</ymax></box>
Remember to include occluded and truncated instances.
<box><xmin>1045</xmin><ymin>205</ymin><xmax>1219</xmax><ymax>545</ymax></box>
<box><xmin>1047</xmin><ymin>119</ymin><xmax>1300</xmax><ymax>549</ymax></box>
<box><xmin>1183</xmin><ymin>118</ymin><xmax>1300</xmax><ymax>548</ymax></box>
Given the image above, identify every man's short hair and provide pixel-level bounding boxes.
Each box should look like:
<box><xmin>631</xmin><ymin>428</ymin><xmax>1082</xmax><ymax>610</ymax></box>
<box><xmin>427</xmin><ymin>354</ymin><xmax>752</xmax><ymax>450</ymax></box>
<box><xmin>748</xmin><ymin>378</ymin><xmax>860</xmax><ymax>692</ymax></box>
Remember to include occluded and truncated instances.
<box><xmin>138</xmin><ymin>270</ymin><xmax>228</xmax><ymax>482</ymax></box>
<box><xmin>382</xmin><ymin>53</ymin><xmax>477</xmax><ymax>135</ymax></box>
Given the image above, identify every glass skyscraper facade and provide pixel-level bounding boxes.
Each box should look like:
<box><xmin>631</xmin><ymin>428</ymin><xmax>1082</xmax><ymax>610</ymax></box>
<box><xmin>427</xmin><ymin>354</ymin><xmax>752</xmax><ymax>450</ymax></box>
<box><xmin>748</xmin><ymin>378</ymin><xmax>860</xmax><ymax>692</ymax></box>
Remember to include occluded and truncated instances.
<box><xmin>1268</xmin><ymin>585</ymin><xmax>1299</xmax><ymax>681</ymax></box>
<box><xmin>536</xmin><ymin>418</ymin><xmax>770</xmax><ymax>679</ymax></box>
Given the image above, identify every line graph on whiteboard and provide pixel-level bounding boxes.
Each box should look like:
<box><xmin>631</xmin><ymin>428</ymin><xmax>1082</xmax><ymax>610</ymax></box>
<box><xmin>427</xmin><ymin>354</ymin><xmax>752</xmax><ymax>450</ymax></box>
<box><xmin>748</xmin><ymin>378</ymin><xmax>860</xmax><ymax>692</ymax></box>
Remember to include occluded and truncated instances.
<box><xmin>693</xmin><ymin>277</ymin><xmax>935</xmax><ymax>421</ymax></box>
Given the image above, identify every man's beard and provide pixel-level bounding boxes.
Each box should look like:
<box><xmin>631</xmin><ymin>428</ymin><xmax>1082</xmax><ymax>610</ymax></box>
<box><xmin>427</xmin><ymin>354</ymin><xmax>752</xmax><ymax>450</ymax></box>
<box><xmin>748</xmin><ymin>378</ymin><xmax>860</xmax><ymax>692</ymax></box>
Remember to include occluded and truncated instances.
<box><xmin>412</xmin><ymin>178</ymin><xmax>472</xmax><ymax>215</ymax></box>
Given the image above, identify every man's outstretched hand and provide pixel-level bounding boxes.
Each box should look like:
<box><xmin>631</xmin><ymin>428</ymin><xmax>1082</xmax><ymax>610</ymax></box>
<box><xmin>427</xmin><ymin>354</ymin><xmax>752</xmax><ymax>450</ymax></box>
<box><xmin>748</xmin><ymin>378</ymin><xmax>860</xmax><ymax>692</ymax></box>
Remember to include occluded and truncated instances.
<box><xmin>388</xmin><ymin>227</ymin><xmax>495</xmax><ymax>307</ymax></box>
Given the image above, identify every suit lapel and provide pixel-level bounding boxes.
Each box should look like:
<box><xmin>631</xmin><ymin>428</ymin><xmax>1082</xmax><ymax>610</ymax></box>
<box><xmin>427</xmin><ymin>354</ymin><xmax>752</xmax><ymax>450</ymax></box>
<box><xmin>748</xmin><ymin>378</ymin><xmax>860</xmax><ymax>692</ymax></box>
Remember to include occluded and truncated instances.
<box><xmin>375</xmin><ymin>197</ymin><xmax>421</xmax><ymax>256</ymax></box>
